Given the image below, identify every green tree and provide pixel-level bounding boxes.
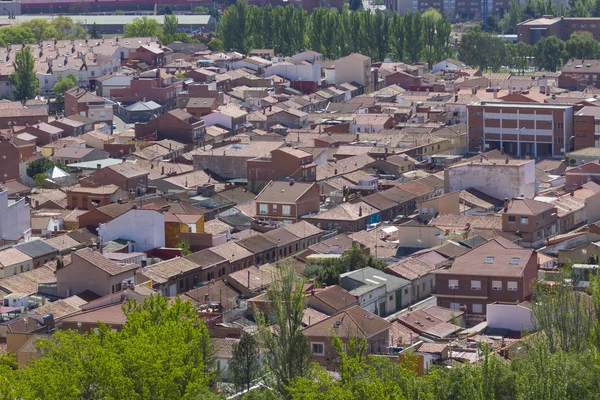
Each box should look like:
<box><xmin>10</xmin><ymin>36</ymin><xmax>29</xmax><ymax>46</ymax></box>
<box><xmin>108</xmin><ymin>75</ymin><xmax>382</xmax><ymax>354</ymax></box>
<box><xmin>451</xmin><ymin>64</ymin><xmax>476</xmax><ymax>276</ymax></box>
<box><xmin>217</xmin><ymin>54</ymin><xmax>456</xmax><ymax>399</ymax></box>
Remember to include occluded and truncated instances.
<box><xmin>230</xmin><ymin>332</ymin><xmax>262</xmax><ymax>392</ymax></box>
<box><xmin>535</xmin><ymin>36</ymin><xmax>567</xmax><ymax>72</ymax></box>
<box><xmin>52</xmin><ymin>73</ymin><xmax>78</xmax><ymax>106</ymax></box>
<box><xmin>9</xmin><ymin>46</ymin><xmax>38</xmax><ymax>101</ymax></box>
<box><xmin>255</xmin><ymin>262</ymin><xmax>311</xmax><ymax>397</ymax></box>
<box><xmin>26</xmin><ymin>158</ymin><xmax>56</xmax><ymax>178</ymax></box>
<box><xmin>207</xmin><ymin>37</ymin><xmax>224</xmax><ymax>51</ymax></box>
<box><xmin>566</xmin><ymin>31</ymin><xmax>599</xmax><ymax>59</ymax></box>
<box><xmin>124</xmin><ymin>16</ymin><xmax>163</xmax><ymax>37</ymax></box>
<box><xmin>34</xmin><ymin>173</ymin><xmax>48</xmax><ymax>186</ymax></box>
<box><xmin>163</xmin><ymin>14</ymin><xmax>178</xmax><ymax>37</ymax></box>
<box><xmin>176</xmin><ymin>239</ymin><xmax>192</xmax><ymax>256</ymax></box>
<box><xmin>89</xmin><ymin>22</ymin><xmax>101</xmax><ymax>39</ymax></box>
<box><xmin>115</xmin><ymin>9</ymin><xmax>124</xmax><ymax>15</ymax></box>
<box><xmin>51</xmin><ymin>16</ymin><xmax>86</xmax><ymax>40</ymax></box>
<box><xmin>21</xmin><ymin>18</ymin><xmax>56</xmax><ymax>41</ymax></box>
<box><xmin>501</xmin><ymin>0</ymin><xmax>523</xmax><ymax>34</ymax></box>
<box><xmin>9</xmin><ymin>295</ymin><xmax>219</xmax><ymax>399</ymax></box>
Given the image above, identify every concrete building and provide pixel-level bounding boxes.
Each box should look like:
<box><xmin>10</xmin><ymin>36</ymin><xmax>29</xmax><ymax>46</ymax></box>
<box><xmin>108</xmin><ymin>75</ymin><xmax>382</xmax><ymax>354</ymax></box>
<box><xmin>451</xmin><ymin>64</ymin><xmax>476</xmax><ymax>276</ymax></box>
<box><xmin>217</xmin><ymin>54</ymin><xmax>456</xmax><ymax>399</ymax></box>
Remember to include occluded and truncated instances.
<box><xmin>444</xmin><ymin>158</ymin><xmax>536</xmax><ymax>200</ymax></box>
<box><xmin>467</xmin><ymin>101</ymin><xmax>576</xmax><ymax>158</ymax></box>
<box><xmin>334</xmin><ymin>53</ymin><xmax>372</xmax><ymax>90</ymax></box>
<box><xmin>98</xmin><ymin>209</ymin><xmax>165</xmax><ymax>253</ymax></box>
<box><xmin>0</xmin><ymin>190</ymin><xmax>31</xmax><ymax>242</ymax></box>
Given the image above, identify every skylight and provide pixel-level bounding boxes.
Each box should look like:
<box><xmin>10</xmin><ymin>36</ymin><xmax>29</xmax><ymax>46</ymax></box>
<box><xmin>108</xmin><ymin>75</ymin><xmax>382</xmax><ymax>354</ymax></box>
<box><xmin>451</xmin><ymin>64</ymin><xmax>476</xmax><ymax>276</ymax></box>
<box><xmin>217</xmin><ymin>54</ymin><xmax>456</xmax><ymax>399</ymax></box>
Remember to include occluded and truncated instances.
<box><xmin>484</xmin><ymin>256</ymin><xmax>495</xmax><ymax>264</ymax></box>
<box><xmin>510</xmin><ymin>257</ymin><xmax>520</xmax><ymax>265</ymax></box>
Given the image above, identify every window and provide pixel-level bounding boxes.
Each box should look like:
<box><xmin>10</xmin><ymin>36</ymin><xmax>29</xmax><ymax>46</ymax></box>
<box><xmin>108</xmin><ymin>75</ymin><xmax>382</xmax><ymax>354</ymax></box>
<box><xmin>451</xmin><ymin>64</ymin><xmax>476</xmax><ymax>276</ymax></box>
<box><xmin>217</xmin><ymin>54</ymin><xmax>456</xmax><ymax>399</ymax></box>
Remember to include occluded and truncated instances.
<box><xmin>449</xmin><ymin>279</ymin><xmax>459</xmax><ymax>289</ymax></box>
<box><xmin>389</xmin><ymin>295</ymin><xmax>393</xmax><ymax>301</ymax></box>
<box><xmin>311</xmin><ymin>342</ymin><xmax>325</xmax><ymax>356</ymax></box>
<box><xmin>282</xmin><ymin>205</ymin><xmax>291</xmax><ymax>216</ymax></box>
<box><xmin>179</xmin><ymin>280</ymin><xmax>184</xmax><ymax>289</ymax></box>
<box><xmin>492</xmin><ymin>280</ymin><xmax>502</xmax><ymax>290</ymax></box>
<box><xmin>259</xmin><ymin>204</ymin><xmax>268</xmax><ymax>214</ymax></box>
<box><xmin>508</xmin><ymin>216</ymin><xmax>516</xmax><ymax>223</ymax></box>
<box><xmin>272</xmin><ymin>204</ymin><xmax>278</xmax><ymax>212</ymax></box>
<box><xmin>472</xmin><ymin>304</ymin><xmax>483</xmax><ymax>314</ymax></box>
<box><xmin>510</xmin><ymin>257</ymin><xmax>520</xmax><ymax>265</ymax></box>
<box><xmin>484</xmin><ymin>256</ymin><xmax>494</xmax><ymax>264</ymax></box>
<box><xmin>508</xmin><ymin>281</ymin><xmax>518</xmax><ymax>291</ymax></box>
<box><xmin>471</xmin><ymin>280</ymin><xmax>481</xmax><ymax>290</ymax></box>
<box><xmin>521</xmin><ymin>217</ymin><xmax>528</xmax><ymax>224</ymax></box>
<box><xmin>450</xmin><ymin>302</ymin><xmax>460</xmax><ymax>311</ymax></box>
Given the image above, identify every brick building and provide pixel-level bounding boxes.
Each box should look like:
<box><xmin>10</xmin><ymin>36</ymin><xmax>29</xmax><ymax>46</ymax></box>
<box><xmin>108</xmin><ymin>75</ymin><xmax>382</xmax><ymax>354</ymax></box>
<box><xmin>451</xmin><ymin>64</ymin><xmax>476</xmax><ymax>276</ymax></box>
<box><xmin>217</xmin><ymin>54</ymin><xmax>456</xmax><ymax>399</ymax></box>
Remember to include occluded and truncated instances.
<box><xmin>517</xmin><ymin>17</ymin><xmax>600</xmax><ymax>45</ymax></box>
<box><xmin>467</xmin><ymin>101</ymin><xmax>579</xmax><ymax>158</ymax></box>
<box><xmin>255</xmin><ymin>181</ymin><xmax>320</xmax><ymax>224</ymax></box>
<box><xmin>435</xmin><ymin>237</ymin><xmax>538</xmax><ymax>316</ymax></box>
<box><xmin>0</xmin><ymin>137</ymin><xmax>20</xmax><ymax>183</ymax></box>
<box><xmin>135</xmin><ymin>109</ymin><xmax>205</xmax><ymax>144</ymax></box>
<box><xmin>247</xmin><ymin>147</ymin><xmax>316</xmax><ymax>192</ymax></box>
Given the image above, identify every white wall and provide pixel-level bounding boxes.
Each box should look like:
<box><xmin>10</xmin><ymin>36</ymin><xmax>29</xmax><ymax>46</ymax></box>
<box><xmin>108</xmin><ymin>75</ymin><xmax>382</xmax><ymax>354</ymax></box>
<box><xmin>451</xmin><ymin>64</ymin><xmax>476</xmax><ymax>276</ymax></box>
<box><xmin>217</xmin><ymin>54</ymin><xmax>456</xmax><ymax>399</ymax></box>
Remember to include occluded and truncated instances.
<box><xmin>264</xmin><ymin>63</ymin><xmax>321</xmax><ymax>83</ymax></box>
<box><xmin>203</xmin><ymin>112</ymin><xmax>233</xmax><ymax>130</ymax></box>
<box><xmin>99</xmin><ymin>210</ymin><xmax>165</xmax><ymax>253</ymax></box>
<box><xmin>446</xmin><ymin>161</ymin><xmax>536</xmax><ymax>200</ymax></box>
<box><xmin>487</xmin><ymin>303</ymin><xmax>534</xmax><ymax>331</ymax></box>
<box><xmin>354</xmin><ymin>285</ymin><xmax>387</xmax><ymax>314</ymax></box>
<box><xmin>0</xmin><ymin>191</ymin><xmax>32</xmax><ymax>241</ymax></box>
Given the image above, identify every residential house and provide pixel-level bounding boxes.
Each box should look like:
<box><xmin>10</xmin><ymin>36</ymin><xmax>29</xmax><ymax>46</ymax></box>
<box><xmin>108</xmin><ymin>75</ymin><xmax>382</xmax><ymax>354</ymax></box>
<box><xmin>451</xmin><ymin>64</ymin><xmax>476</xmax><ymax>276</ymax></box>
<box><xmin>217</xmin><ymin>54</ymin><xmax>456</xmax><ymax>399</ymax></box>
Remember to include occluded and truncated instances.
<box><xmin>66</xmin><ymin>184</ymin><xmax>126</xmax><ymax>210</ymax></box>
<box><xmin>134</xmin><ymin>109</ymin><xmax>205</xmax><ymax>144</ymax></box>
<box><xmin>57</xmin><ymin>248</ymin><xmax>138</xmax><ymax>298</ymax></box>
<box><xmin>236</xmin><ymin>234</ymin><xmax>278</xmax><ymax>267</ymax></box>
<box><xmin>334</xmin><ymin>53</ymin><xmax>372</xmax><ymax>89</ymax></box>
<box><xmin>419</xmin><ymin>191</ymin><xmax>461</xmax><ymax>220</ymax></box>
<box><xmin>164</xmin><ymin>212</ymin><xmax>205</xmax><ymax>249</ymax></box>
<box><xmin>247</xmin><ymin>147</ymin><xmax>317</xmax><ymax>192</ymax></box>
<box><xmin>14</xmin><ymin>240</ymin><xmax>58</xmax><ymax>268</ymax></box>
<box><xmin>370</xmin><ymin>154</ymin><xmax>415</xmax><ymax>178</ymax></box>
<box><xmin>502</xmin><ymin>198</ymin><xmax>558</xmax><ymax>248</ymax></box>
<box><xmin>50</xmin><ymin>147</ymin><xmax>109</xmax><ymax>165</ymax></box>
<box><xmin>110</xmin><ymin>74</ymin><xmax>182</xmax><ymax>108</ymax></box>
<box><xmin>13</xmin><ymin>123</ymin><xmax>63</xmax><ymax>146</ymax></box>
<box><xmin>49</xmin><ymin>116</ymin><xmax>91</xmax><ymax>137</ymax></box>
<box><xmin>384</xmin><ymin>258</ymin><xmax>436</xmax><ymax>304</ymax></box>
<box><xmin>255</xmin><ymin>181</ymin><xmax>320</xmax><ymax>224</ymax></box>
<box><xmin>98</xmin><ymin>209</ymin><xmax>165</xmax><ymax>253</ymax></box>
<box><xmin>78</xmin><ymin>202</ymin><xmax>134</xmax><ymax>229</ymax></box>
<box><xmin>0</xmin><ymin>101</ymin><xmax>49</xmax><ymax>130</ymax></box>
<box><xmin>305</xmin><ymin>285</ymin><xmax>358</xmax><ymax>315</ymax></box>
<box><xmin>303</xmin><ymin>201</ymin><xmax>379</xmax><ymax>233</ymax></box>
<box><xmin>0</xmin><ymin>138</ymin><xmax>20</xmax><ymax>185</ymax></box>
<box><xmin>0</xmin><ymin>248</ymin><xmax>33</xmax><ymax>278</ymax></box>
<box><xmin>435</xmin><ymin>237</ymin><xmax>538</xmax><ymax>317</ymax></box>
<box><xmin>340</xmin><ymin>267</ymin><xmax>411</xmax><ymax>316</ymax></box>
<box><xmin>64</xmin><ymin>88</ymin><xmax>113</xmax><ymax>123</ymax></box>
<box><xmin>445</xmin><ymin>158</ymin><xmax>536</xmax><ymax>200</ymax></box>
<box><xmin>303</xmin><ymin>305</ymin><xmax>390</xmax><ymax>369</ymax></box>
<box><xmin>90</xmin><ymin>162</ymin><xmax>150</xmax><ymax>193</ymax></box>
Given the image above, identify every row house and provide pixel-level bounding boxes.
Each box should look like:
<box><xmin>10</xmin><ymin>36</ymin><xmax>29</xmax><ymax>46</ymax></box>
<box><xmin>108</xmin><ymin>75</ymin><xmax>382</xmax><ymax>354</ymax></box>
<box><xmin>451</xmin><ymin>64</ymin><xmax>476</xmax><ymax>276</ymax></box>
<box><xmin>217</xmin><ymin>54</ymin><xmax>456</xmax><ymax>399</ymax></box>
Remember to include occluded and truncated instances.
<box><xmin>255</xmin><ymin>181</ymin><xmax>320</xmax><ymax>224</ymax></box>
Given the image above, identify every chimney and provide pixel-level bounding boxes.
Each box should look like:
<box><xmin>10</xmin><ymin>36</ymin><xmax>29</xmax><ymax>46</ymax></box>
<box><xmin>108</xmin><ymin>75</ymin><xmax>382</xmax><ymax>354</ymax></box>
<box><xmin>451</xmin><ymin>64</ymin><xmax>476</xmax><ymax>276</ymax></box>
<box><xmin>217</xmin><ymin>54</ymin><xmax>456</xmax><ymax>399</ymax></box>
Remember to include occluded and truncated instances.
<box><xmin>493</xmin><ymin>88</ymin><xmax>497</xmax><ymax>99</ymax></box>
<box><xmin>248</xmin><ymin>270</ymin><xmax>251</xmax><ymax>290</ymax></box>
<box><xmin>359</xmin><ymin>206</ymin><xmax>362</xmax><ymax>217</ymax></box>
<box><xmin>122</xmin><ymin>158</ymin><xmax>126</xmax><ymax>163</ymax></box>
<box><xmin>545</xmin><ymin>85</ymin><xmax>550</xmax><ymax>96</ymax></box>
<box><xmin>504</xmin><ymin>198</ymin><xmax>509</xmax><ymax>212</ymax></box>
<box><xmin>454</xmin><ymin>94</ymin><xmax>458</xmax><ymax>102</ymax></box>
<box><xmin>290</xmin><ymin>179</ymin><xmax>295</xmax><ymax>186</ymax></box>
<box><xmin>161</xmin><ymin>166</ymin><xmax>165</xmax><ymax>175</ymax></box>
<box><xmin>96</xmin><ymin>163</ymin><xmax>101</xmax><ymax>170</ymax></box>
<box><xmin>571</xmin><ymin>190</ymin><xmax>575</xmax><ymax>196</ymax></box>
<box><xmin>505</xmin><ymin>157</ymin><xmax>509</xmax><ymax>164</ymax></box>
<box><xmin>334</xmin><ymin>168</ymin><xmax>338</xmax><ymax>175</ymax></box>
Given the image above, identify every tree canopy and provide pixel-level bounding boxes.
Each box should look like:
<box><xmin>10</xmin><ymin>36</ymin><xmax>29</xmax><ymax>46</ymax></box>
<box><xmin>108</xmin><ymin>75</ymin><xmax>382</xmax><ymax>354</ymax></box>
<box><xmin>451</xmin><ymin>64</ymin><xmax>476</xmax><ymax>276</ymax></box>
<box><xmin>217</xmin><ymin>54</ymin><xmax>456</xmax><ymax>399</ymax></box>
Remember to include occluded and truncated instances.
<box><xmin>52</xmin><ymin>73</ymin><xmax>78</xmax><ymax>105</ymax></box>
<box><xmin>9</xmin><ymin>46</ymin><xmax>38</xmax><ymax>101</ymax></box>
<box><xmin>0</xmin><ymin>295</ymin><xmax>220</xmax><ymax>400</ymax></box>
